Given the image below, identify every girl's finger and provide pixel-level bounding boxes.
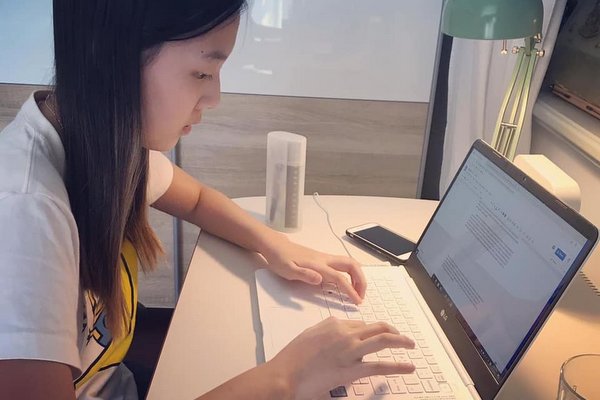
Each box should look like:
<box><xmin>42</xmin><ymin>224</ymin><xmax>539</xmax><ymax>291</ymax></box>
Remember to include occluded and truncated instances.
<box><xmin>354</xmin><ymin>359</ymin><xmax>416</xmax><ymax>377</ymax></box>
<box><xmin>279</xmin><ymin>263</ymin><xmax>323</xmax><ymax>285</ymax></box>
<box><xmin>327</xmin><ymin>256</ymin><xmax>367</xmax><ymax>298</ymax></box>
<box><xmin>355</xmin><ymin>321</ymin><xmax>401</xmax><ymax>340</ymax></box>
<box><xmin>325</xmin><ymin>270</ymin><xmax>363</xmax><ymax>305</ymax></box>
<box><xmin>353</xmin><ymin>332</ymin><xmax>415</xmax><ymax>358</ymax></box>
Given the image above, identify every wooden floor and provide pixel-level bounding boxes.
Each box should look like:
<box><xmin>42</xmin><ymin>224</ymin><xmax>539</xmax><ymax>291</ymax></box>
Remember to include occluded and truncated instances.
<box><xmin>0</xmin><ymin>83</ymin><xmax>428</xmax><ymax>307</ymax></box>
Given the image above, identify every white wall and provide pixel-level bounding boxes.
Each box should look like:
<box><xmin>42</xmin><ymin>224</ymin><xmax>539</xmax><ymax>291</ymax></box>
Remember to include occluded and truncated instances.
<box><xmin>0</xmin><ymin>1</ymin><xmax>443</xmax><ymax>102</ymax></box>
<box><xmin>0</xmin><ymin>0</ymin><xmax>54</xmax><ymax>85</ymax></box>
<box><xmin>531</xmin><ymin>93</ymin><xmax>600</xmax><ymax>288</ymax></box>
<box><xmin>223</xmin><ymin>0</ymin><xmax>443</xmax><ymax>101</ymax></box>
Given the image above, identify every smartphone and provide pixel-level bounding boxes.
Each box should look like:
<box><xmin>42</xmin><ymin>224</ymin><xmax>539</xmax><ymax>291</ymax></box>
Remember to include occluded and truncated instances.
<box><xmin>346</xmin><ymin>223</ymin><xmax>415</xmax><ymax>263</ymax></box>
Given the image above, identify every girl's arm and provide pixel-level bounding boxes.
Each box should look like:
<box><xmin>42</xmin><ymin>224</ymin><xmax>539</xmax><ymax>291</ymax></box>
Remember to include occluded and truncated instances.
<box><xmin>152</xmin><ymin>163</ymin><xmax>367</xmax><ymax>304</ymax></box>
<box><xmin>152</xmin><ymin>163</ymin><xmax>287</xmax><ymax>260</ymax></box>
<box><xmin>0</xmin><ymin>360</ymin><xmax>76</xmax><ymax>400</ymax></box>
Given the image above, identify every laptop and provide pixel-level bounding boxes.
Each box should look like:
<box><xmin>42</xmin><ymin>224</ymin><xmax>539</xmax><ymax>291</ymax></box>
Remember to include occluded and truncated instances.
<box><xmin>255</xmin><ymin>139</ymin><xmax>598</xmax><ymax>399</ymax></box>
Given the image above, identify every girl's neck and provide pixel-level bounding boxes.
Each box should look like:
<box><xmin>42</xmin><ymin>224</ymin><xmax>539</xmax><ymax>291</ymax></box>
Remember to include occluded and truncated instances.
<box><xmin>36</xmin><ymin>91</ymin><xmax>64</xmax><ymax>139</ymax></box>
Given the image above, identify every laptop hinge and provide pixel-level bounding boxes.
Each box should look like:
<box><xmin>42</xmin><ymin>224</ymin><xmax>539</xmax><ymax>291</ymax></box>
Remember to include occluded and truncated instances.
<box><xmin>400</xmin><ymin>269</ymin><xmax>481</xmax><ymax>399</ymax></box>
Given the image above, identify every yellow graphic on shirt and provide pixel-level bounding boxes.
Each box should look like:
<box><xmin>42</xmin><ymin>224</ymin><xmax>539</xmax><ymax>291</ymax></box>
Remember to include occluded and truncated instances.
<box><xmin>74</xmin><ymin>241</ymin><xmax>138</xmax><ymax>389</ymax></box>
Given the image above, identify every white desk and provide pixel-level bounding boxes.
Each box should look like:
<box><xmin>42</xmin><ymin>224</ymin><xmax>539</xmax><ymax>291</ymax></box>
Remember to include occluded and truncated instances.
<box><xmin>147</xmin><ymin>195</ymin><xmax>600</xmax><ymax>400</ymax></box>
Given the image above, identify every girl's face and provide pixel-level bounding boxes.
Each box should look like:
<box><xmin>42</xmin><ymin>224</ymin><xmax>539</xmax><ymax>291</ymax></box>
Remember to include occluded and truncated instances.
<box><xmin>141</xmin><ymin>16</ymin><xmax>239</xmax><ymax>151</ymax></box>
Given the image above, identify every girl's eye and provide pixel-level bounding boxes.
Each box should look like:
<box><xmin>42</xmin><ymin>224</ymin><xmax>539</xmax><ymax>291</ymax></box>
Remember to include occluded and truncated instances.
<box><xmin>195</xmin><ymin>73</ymin><xmax>213</xmax><ymax>80</ymax></box>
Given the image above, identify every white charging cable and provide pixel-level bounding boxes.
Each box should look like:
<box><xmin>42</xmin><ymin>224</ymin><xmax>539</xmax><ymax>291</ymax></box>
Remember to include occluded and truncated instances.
<box><xmin>311</xmin><ymin>193</ymin><xmax>392</xmax><ymax>267</ymax></box>
<box><xmin>312</xmin><ymin>192</ymin><xmax>355</xmax><ymax>259</ymax></box>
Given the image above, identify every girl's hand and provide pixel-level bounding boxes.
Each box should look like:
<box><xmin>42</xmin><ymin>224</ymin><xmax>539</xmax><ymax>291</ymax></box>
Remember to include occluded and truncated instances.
<box><xmin>260</xmin><ymin>236</ymin><xmax>366</xmax><ymax>304</ymax></box>
<box><xmin>267</xmin><ymin>317</ymin><xmax>416</xmax><ymax>400</ymax></box>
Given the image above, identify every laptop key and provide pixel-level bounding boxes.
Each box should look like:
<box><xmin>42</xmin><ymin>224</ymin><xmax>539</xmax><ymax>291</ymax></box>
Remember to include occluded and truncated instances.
<box><xmin>439</xmin><ymin>383</ymin><xmax>453</xmax><ymax>393</ymax></box>
<box><xmin>346</xmin><ymin>311</ymin><xmax>362</xmax><ymax>320</ymax></box>
<box><xmin>408</xmin><ymin>323</ymin><xmax>420</xmax><ymax>332</ymax></box>
<box><xmin>408</xmin><ymin>349</ymin><xmax>423</xmax><ymax>359</ymax></box>
<box><xmin>395</xmin><ymin>322</ymin><xmax>410</xmax><ymax>331</ymax></box>
<box><xmin>362</xmin><ymin>313</ymin><xmax>376</xmax><ymax>322</ymax></box>
<box><xmin>329</xmin><ymin>386</ymin><xmax>348</xmax><ymax>398</ymax></box>
<box><xmin>375</xmin><ymin>312</ymin><xmax>389</xmax><ymax>321</ymax></box>
<box><xmin>407</xmin><ymin>383</ymin><xmax>424</xmax><ymax>393</ymax></box>
<box><xmin>340</xmin><ymin>293</ymin><xmax>352</xmax><ymax>304</ymax></box>
<box><xmin>422</xmin><ymin>348</ymin><xmax>434</xmax><ymax>357</ymax></box>
<box><xmin>417</xmin><ymin>369</ymin><xmax>434</xmax><ymax>379</ymax></box>
<box><xmin>388</xmin><ymin>378</ymin><xmax>408</xmax><ymax>394</ymax></box>
<box><xmin>323</xmin><ymin>291</ymin><xmax>339</xmax><ymax>302</ymax></box>
<box><xmin>426</xmin><ymin>356</ymin><xmax>438</xmax><ymax>365</ymax></box>
<box><xmin>352</xmin><ymin>384</ymin><xmax>367</xmax><ymax>396</ymax></box>
<box><xmin>390</xmin><ymin>347</ymin><xmax>406</xmax><ymax>355</ymax></box>
<box><xmin>423</xmin><ymin>379</ymin><xmax>441</xmax><ymax>393</ymax></box>
<box><xmin>323</xmin><ymin>283</ymin><xmax>337</xmax><ymax>291</ymax></box>
<box><xmin>402</xmin><ymin>374</ymin><xmax>419</xmax><ymax>385</ymax></box>
<box><xmin>372</xmin><ymin>304</ymin><xmax>386</xmax><ymax>313</ymax></box>
<box><xmin>363</xmin><ymin>353</ymin><xmax>378</xmax><ymax>362</ymax></box>
<box><xmin>370</xmin><ymin>376</ymin><xmax>391</xmax><ymax>394</ymax></box>
<box><xmin>394</xmin><ymin>354</ymin><xmax>410</xmax><ymax>364</ymax></box>
<box><xmin>388</xmin><ymin>308</ymin><xmax>402</xmax><ymax>316</ymax></box>
<box><xmin>369</xmin><ymin>297</ymin><xmax>383</xmax><ymax>305</ymax></box>
<box><xmin>344</xmin><ymin>304</ymin><xmax>359</xmax><ymax>312</ymax></box>
<box><xmin>382</xmin><ymin>293</ymin><xmax>395</xmax><ymax>301</ymax></box>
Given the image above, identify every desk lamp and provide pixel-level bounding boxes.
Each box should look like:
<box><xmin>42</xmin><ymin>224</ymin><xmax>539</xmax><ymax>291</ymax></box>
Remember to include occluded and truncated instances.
<box><xmin>441</xmin><ymin>0</ymin><xmax>545</xmax><ymax>160</ymax></box>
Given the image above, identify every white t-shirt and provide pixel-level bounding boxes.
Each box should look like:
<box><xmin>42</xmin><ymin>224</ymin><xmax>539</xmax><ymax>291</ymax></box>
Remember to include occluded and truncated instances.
<box><xmin>0</xmin><ymin>91</ymin><xmax>174</xmax><ymax>399</ymax></box>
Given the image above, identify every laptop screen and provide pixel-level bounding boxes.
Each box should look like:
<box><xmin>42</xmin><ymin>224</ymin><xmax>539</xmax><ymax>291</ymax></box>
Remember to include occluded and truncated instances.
<box><xmin>415</xmin><ymin>147</ymin><xmax>588</xmax><ymax>381</ymax></box>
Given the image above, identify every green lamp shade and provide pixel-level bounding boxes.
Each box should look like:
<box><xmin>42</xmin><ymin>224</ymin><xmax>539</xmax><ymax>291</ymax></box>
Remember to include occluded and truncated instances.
<box><xmin>441</xmin><ymin>0</ymin><xmax>543</xmax><ymax>40</ymax></box>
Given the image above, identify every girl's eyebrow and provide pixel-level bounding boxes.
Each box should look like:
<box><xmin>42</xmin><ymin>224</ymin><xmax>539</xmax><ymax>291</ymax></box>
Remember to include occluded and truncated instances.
<box><xmin>201</xmin><ymin>50</ymin><xmax>228</xmax><ymax>61</ymax></box>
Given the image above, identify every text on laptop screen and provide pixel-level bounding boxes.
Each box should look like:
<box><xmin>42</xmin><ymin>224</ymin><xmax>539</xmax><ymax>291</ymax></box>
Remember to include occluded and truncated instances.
<box><xmin>416</xmin><ymin>149</ymin><xmax>587</xmax><ymax>380</ymax></box>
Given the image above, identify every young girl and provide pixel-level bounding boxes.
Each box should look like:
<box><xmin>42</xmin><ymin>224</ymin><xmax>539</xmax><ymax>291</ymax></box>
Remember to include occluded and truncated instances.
<box><xmin>0</xmin><ymin>1</ymin><xmax>415</xmax><ymax>399</ymax></box>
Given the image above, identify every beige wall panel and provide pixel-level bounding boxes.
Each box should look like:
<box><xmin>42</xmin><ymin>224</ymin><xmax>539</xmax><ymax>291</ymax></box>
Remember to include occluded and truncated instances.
<box><xmin>0</xmin><ymin>83</ymin><xmax>42</xmax><ymax>129</ymax></box>
<box><xmin>181</xmin><ymin>93</ymin><xmax>427</xmax><ymax>198</ymax></box>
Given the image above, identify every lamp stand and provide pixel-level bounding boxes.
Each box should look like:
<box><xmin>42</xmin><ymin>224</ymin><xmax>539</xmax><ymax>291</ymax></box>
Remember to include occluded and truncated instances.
<box><xmin>491</xmin><ymin>36</ymin><xmax>545</xmax><ymax>160</ymax></box>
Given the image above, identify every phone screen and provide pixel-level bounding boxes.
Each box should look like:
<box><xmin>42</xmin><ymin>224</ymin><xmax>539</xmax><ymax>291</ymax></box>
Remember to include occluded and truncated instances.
<box><xmin>354</xmin><ymin>225</ymin><xmax>414</xmax><ymax>256</ymax></box>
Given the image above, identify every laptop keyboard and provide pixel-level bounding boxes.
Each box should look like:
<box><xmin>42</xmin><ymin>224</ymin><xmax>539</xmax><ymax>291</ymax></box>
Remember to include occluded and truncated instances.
<box><xmin>322</xmin><ymin>276</ymin><xmax>454</xmax><ymax>398</ymax></box>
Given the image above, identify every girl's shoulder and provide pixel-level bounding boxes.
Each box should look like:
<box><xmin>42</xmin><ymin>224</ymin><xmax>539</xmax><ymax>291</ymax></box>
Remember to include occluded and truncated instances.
<box><xmin>0</xmin><ymin>91</ymin><xmax>71</xmax><ymax>215</ymax></box>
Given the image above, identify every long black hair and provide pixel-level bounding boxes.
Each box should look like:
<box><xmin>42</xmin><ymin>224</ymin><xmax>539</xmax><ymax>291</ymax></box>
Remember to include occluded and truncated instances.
<box><xmin>52</xmin><ymin>0</ymin><xmax>246</xmax><ymax>336</ymax></box>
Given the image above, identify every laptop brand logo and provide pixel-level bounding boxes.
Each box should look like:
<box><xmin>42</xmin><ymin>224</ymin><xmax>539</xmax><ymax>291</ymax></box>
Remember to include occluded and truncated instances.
<box><xmin>440</xmin><ymin>309</ymin><xmax>448</xmax><ymax>321</ymax></box>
